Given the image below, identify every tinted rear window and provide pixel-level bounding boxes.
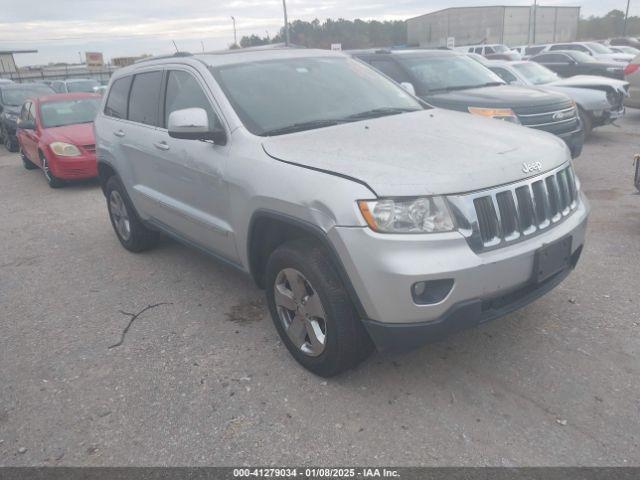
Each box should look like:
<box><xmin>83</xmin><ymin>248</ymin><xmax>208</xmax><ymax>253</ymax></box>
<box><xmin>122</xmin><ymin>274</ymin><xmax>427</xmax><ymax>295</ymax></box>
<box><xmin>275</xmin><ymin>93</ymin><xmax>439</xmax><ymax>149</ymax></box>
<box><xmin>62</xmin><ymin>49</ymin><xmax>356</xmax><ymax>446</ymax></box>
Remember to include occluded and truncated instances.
<box><xmin>128</xmin><ymin>71</ymin><xmax>163</xmax><ymax>126</ymax></box>
<box><xmin>104</xmin><ymin>76</ymin><xmax>132</xmax><ymax>119</ymax></box>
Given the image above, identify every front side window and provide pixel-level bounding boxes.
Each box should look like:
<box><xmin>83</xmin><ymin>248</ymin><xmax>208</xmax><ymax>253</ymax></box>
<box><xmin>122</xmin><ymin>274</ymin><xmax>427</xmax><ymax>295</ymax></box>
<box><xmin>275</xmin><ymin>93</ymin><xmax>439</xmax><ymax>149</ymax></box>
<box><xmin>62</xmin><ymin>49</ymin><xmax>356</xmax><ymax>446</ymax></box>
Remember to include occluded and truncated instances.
<box><xmin>20</xmin><ymin>102</ymin><xmax>31</xmax><ymax>121</ymax></box>
<box><xmin>104</xmin><ymin>76</ymin><xmax>132</xmax><ymax>119</ymax></box>
<box><xmin>164</xmin><ymin>70</ymin><xmax>220</xmax><ymax>129</ymax></box>
<box><xmin>128</xmin><ymin>71</ymin><xmax>163</xmax><ymax>126</ymax></box>
<box><xmin>40</xmin><ymin>98</ymin><xmax>101</xmax><ymax>128</ymax></box>
<box><xmin>210</xmin><ymin>56</ymin><xmax>423</xmax><ymax>136</ymax></box>
<box><xmin>397</xmin><ymin>54</ymin><xmax>504</xmax><ymax>93</ymax></box>
<box><xmin>490</xmin><ymin>67</ymin><xmax>517</xmax><ymax>83</ymax></box>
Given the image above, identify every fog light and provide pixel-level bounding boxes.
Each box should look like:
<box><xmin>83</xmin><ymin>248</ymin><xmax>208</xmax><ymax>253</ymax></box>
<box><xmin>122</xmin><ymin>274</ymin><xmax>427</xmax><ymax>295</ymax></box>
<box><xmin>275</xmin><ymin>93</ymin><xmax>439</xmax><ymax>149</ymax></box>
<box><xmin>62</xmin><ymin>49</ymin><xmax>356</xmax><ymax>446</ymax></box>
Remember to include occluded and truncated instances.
<box><xmin>411</xmin><ymin>279</ymin><xmax>454</xmax><ymax>305</ymax></box>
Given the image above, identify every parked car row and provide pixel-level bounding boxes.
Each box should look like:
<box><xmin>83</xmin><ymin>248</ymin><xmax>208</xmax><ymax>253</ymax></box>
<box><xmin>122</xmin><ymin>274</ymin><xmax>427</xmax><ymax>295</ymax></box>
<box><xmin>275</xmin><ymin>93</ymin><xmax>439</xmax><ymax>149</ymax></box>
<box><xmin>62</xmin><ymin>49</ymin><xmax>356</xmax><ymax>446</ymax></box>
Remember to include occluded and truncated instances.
<box><xmin>354</xmin><ymin>49</ymin><xmax>586</xmax><ymax>149</ymax></box>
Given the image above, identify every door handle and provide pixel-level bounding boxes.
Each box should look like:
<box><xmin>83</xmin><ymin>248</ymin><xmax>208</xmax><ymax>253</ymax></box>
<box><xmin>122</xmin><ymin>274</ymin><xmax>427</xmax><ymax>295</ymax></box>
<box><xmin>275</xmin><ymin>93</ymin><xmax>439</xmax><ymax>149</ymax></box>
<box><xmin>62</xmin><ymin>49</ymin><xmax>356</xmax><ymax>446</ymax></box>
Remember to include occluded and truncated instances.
<box><xmin>153</xmin><ymin>141</ymin><xmax>170</xmax><ymax>151</ymax></box>
<box><xmin>113</xmin><ymin>130</ymin><xmax>125</xmax><ymax>138</ymax></box>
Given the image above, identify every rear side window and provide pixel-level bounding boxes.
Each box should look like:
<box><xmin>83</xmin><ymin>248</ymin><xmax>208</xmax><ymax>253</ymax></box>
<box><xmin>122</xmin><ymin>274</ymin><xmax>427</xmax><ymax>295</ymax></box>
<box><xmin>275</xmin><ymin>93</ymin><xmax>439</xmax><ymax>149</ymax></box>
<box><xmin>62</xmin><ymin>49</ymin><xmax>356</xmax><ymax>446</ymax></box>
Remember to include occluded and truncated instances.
<box><xmin>164</xmin><ymin>70</ymin><xmax>220</xmax><ymax>129</ymax></box>
<box><xmin>105</xmin><ymin>76</ymin><xmax>132</xmax><ymax>119</ymax></box>
<box><xmin>128</xmin><ymin>71</ymin><xmax>163</xmax><ymax>126</ymax></box>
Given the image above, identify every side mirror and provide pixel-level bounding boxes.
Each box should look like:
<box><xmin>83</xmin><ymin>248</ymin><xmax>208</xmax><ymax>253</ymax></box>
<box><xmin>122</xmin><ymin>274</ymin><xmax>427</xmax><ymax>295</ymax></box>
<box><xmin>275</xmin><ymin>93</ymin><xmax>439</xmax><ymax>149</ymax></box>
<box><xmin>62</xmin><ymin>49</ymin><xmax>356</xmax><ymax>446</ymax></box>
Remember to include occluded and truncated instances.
<box><xmin>168</xmin><ymin>107</ymin><xmax>226</xmax><ymax>145</ymax></box>
<box><xmin>18</xmin><ymin>119</ymin><xmax>35</xmax><ymax>130</ymax></box>
<box><xmin>400</xmin><ymin>82</ymin><xmax>416</xmax><ymax>96</ymax></box>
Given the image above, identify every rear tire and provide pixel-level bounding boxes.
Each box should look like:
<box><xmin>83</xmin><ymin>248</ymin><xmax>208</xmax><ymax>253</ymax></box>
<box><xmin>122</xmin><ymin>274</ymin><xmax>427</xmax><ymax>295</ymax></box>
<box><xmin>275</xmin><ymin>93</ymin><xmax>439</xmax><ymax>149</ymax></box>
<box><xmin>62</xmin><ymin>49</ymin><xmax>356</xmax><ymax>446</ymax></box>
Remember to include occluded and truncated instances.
<box><xmin>5</xmin><ymin>134</ymin><xmax>19</xmax><ymax>152</ymax></box>
<box><xmin>265</xmin><ymin>239</ymin><xmax>373</xmax><ymax>377</ymax></box>
<box><xmin>578</xmin><ymin>107</ymin><xmax>593</xmax><ymax>139</ymax></box>
<box><xmin>634</xmin><ymin>155</ymin><xmax>640</xmax><ymax>192</ymax></box>
<box><xmin>105</xmin><ymin>175</ymin><xmax>159</xmax><ymax>252</ymax></box>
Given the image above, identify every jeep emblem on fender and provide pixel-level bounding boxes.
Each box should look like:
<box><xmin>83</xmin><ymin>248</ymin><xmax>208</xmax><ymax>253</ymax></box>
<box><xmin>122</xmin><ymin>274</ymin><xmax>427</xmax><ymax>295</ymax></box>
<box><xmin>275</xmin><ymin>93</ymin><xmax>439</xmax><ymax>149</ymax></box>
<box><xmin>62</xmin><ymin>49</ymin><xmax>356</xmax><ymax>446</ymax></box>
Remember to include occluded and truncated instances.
<box><xmin>522</xmin><ymin>161</ymin><xmax>543</xmax><ymax>174</ymax></box>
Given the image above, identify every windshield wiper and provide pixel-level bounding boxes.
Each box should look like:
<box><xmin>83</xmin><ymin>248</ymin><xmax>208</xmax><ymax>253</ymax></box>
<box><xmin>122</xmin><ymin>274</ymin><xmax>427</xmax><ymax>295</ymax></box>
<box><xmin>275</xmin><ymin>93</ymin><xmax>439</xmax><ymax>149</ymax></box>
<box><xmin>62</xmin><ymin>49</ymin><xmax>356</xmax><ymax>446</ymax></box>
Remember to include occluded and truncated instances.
<box><xmin>261</xmin><ymin>119</ymin><xmax>344</xmax><ymax>136</ymax></box>
<box><xmin>342</xmin><ymin>107</ymin><xmax>421</xmax><ymax>121</ymax></box>
<box><xmin>428</xmin><ymin>82</ymin><xmax>505</xmax><ymax>93</ymax></box>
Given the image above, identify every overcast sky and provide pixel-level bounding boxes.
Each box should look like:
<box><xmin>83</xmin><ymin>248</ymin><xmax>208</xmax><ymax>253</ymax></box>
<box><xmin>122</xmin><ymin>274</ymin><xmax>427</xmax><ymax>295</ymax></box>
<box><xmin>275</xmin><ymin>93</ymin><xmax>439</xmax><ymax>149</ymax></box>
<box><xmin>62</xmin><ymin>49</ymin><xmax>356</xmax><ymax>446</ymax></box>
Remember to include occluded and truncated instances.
<box><xmin>1</xmin><ymin>0</ymin><xmax>637</xmax><ymax>66</ymax></box>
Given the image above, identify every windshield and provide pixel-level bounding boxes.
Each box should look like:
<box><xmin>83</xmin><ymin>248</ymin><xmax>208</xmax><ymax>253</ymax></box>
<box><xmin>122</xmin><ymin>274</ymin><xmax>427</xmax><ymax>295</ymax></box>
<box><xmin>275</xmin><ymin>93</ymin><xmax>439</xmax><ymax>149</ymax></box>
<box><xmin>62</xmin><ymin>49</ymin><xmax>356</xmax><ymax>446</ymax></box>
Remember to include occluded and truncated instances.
<box><xmin>40</xmin><ymin>98</ymin><xmax>100</xmax><ymax>128</ymax></box>
<box><xmin>210</xmin><ymin>56</ymin><xmax>424</xmax><ymax>136</ymax></box>
<box><xmin>512</xmin><ymin>62</ymin><xmax>559</xmax><ymax>85</ymax></box>
<box><xmin>568</xmin><ymin>51</ymin><xmax>598</xmax><ymax>63</ymax></box>
<box><xmin>586</xmin><ymin>43</ymin><xmax>613</xmax><ymax>54</ymax></box>
<box><xmin>397</xmin><ymin>54</ymin><xmax>504</xmax><ymax>93</ymax></box>
<box><xmin>66</xmin><ymin>80</ymin><xmax>100</xmax><ymax>93</ymax></box>
<box><xmin>618</xmin><ymin>46</ymin><xmax>640</xmax><ymax>55</ymax></box>
<box><xmin>1</xmin><ymin>85</ymin><xmax>53</xmax><ymax>106</ymax></box>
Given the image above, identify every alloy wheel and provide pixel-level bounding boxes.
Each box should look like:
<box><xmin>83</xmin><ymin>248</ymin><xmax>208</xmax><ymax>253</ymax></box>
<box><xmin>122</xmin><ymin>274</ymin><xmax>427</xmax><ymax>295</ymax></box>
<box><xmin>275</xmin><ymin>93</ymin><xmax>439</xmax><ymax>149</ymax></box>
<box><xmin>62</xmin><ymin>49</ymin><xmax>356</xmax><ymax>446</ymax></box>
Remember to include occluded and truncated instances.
<box><xmin>274</xmin><ymin>268</ymin><xmax>327</xmax><ymax>357</ymax></box>
<box><xmin>109</xmin><ymin>190</ymin><xmax>132</xmax><ymax>241</ymax></box>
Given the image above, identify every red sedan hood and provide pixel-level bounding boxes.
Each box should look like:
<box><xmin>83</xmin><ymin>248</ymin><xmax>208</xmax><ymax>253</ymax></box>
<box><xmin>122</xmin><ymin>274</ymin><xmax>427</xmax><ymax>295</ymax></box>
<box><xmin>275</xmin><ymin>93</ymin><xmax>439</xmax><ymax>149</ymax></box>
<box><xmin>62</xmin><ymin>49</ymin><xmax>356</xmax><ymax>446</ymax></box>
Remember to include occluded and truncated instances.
<box><xmin>43</xmin><ymin>122</ymin><xmax>95</xmax><ymax>146</ymax></box>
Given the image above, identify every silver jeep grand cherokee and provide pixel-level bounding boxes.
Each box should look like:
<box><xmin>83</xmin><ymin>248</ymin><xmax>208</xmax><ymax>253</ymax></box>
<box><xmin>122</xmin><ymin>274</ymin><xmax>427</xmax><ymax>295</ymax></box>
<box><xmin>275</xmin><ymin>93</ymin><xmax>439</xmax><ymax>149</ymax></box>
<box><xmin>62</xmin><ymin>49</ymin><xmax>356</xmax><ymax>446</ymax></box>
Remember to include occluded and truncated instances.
<box><xmin>95</xmin><ymin>48</ymin><xmax>589</xmax><ymax>377</ymax></box>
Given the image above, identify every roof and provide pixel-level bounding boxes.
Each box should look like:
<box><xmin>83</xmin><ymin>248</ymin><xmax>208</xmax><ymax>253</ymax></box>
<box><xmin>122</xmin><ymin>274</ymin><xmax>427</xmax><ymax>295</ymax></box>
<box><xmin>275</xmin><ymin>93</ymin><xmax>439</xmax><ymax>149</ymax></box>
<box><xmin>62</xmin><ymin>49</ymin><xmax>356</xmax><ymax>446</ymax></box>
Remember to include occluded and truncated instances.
<box><xmin>36</xmin><ymin>92</ymin><xmax>101</xmax><ymax>103</ymax></box>
<box><xmin>407</xmin><ymin>5</ymin><xmax>580</xmax><ymax>22</ymax></box>
<box><xmin>0</xmin><ymin>50</ymin><xmax>38</xmax><ymax>54</ymax></box>
<box><xmin>118</xmin><ymin>48</ymin><xmax>343</xmax><ymax>74</ymax></box>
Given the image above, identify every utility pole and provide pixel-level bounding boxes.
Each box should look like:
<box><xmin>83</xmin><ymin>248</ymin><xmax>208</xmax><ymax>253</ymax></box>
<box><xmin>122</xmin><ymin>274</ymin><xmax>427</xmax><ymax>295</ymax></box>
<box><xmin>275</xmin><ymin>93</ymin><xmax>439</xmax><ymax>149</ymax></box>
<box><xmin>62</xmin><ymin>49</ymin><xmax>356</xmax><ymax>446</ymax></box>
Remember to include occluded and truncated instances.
<box><xmin>231</xmin><ymin>16</ymin><xmax>237</xmax><ymax>46</ymax></box>
<box><xmin>532</xmin><ymin>0</ymin><xmax>537</xmax><ymax>45</ymax></box>
<box><xmin>623</xmin><ymin>0</ymin><xmax>631</xmax><ymax>36</ymax></box>
<box><xmin>282</xmin><ymin>0</ymin><xmax>290</xmax><ymax>46</ymax></box>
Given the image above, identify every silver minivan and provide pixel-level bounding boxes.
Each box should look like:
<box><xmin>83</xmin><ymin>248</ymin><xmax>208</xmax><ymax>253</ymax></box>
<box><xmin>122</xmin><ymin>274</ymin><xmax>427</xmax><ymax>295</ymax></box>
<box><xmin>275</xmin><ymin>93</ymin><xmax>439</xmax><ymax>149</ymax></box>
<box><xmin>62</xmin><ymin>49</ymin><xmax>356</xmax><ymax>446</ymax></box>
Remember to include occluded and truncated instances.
<box><xmin>95</xmin><ymin>48</ymin><xmax>589</xmax><ymax>376</ymax></box>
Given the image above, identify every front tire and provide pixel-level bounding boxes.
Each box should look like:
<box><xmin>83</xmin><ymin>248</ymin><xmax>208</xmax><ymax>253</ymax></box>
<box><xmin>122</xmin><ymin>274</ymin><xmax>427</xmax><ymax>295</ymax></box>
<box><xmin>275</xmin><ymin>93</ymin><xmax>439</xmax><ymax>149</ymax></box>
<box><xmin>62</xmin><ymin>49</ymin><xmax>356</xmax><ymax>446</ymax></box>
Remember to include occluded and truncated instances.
<box><xmin>40</xmin><ymin>152</ymin><xmax>64</xmax><ymax>188</ymax></box>
<box><xmin>105</xmin><ymin>175</ymin><xmax>159</xmax><ymax>252</ymax></box>
<box><xmin>265</xmin><ymin>239</ymin><xmax>373</xmax><ymax>377</ymax></box>
<box><xmin>578</xmin><ymin>107</ymin><xmax>593</xmax><ymax>139</ymax></box>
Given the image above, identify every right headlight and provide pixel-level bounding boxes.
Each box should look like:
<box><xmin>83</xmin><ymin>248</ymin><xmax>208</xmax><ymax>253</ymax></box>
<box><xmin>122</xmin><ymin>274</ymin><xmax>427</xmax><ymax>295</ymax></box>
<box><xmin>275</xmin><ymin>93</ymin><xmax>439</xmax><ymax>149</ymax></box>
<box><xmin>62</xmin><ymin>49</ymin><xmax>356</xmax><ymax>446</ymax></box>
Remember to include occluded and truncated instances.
<box><xmin>358</xmin><ymin>197</ymin><xmax>455</xmax><ymax>234</ymax></box>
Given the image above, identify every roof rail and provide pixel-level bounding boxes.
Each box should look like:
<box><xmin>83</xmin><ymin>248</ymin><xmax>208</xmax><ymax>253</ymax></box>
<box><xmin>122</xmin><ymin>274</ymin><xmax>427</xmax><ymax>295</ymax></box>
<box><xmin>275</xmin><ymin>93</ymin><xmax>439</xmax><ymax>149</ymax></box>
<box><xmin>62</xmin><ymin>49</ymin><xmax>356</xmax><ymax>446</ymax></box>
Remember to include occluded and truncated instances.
<box><xmin>135</xmin><ymin>52</ymin><xmax>193</xmax><ymax>64</ymax></box>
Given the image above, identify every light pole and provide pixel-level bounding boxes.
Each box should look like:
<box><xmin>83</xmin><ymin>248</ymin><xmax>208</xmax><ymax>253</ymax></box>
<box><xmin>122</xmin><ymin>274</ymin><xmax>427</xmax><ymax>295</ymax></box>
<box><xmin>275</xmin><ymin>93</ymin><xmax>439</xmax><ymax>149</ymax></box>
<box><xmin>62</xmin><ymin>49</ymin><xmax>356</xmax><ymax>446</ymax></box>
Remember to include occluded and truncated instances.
<box><xmin>623</xmin><ymin>0</ymin><xmax>631</xmax><ymax>36</ymax></box>
<box><xmin>231</xmin><ymin>16</ymin><xmax>237</xmax><ymax>46</ymax></box>
<box><xmin>532</xmin><ymin>0</ymin><xmax>537</xmax><ymax>45</ymax></box>
<box><xmin>282</xmin><ymin>0</ymin><xmax>290</xmax><ymax>46</ymax></box>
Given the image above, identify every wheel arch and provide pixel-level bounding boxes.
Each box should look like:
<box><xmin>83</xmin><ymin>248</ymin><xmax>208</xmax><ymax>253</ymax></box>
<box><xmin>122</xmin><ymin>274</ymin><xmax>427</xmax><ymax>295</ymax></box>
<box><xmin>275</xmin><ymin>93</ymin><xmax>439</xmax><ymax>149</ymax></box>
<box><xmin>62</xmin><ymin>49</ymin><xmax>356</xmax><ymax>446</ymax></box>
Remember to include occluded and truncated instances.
<box><xmin>97</xmin><ymin>160</ymin><xmax>118</xmax><ymax>196</ymax></box>
<box><xmin>246</xmin><ymin>209</ymin><xmax>368</xmax><ymax>319</ymax></box>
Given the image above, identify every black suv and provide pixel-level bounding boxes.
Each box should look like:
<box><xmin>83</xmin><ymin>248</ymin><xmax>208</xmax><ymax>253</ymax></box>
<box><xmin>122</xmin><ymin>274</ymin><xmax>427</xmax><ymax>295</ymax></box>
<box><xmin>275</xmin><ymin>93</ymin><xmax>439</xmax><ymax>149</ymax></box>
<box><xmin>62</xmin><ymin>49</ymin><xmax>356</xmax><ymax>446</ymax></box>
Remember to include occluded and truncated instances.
<box><xmin>353</xmin><ymin>50</ymin><xmax>585</xmax><ymax>158</ymax></box>
<box><xmin>531</xmin><ymin>50</ymin><xmax>626</xmax><ymax>80</ymax></box>
<box><xmin>0</xmin><ymin>83</ymin><xmax>54</xmax><ymax>151</ymax></box>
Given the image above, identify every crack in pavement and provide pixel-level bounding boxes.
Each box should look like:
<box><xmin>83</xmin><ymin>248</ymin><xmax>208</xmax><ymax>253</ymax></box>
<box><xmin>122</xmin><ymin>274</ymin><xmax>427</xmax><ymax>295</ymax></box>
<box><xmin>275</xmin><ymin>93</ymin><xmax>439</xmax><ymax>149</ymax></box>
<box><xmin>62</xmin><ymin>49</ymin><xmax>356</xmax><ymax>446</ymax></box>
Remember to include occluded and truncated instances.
<box><xmin>108</xmin><ymin>303</ymin><xmax>173</xmax><ymax>349</ymax></box>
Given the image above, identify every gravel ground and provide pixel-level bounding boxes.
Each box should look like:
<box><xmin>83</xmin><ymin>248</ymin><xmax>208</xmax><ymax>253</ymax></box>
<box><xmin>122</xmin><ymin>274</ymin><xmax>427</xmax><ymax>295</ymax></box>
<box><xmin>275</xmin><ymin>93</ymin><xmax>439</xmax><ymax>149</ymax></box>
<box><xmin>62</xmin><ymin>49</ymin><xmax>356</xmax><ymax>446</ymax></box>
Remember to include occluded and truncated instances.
<box><xmin>1</xmin><ymin>112</ymin><xmax>639</xmax><ymax>467</ymax></box>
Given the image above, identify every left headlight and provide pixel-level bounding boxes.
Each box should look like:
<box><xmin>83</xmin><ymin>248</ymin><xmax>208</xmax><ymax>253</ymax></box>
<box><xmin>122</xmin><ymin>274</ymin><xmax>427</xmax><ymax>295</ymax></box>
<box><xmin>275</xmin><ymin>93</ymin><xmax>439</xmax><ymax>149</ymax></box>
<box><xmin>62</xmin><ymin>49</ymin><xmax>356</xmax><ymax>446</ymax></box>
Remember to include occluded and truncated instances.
<box><xmin>468</xmin><ymin>107</ymin><xmax>521</xmax><ymax>124</ymax></box>
<box><xmin>358</xmin><ymin>197</ymin><xmax>455</xmax><ymax>234</ymax></box>
<box><xmin>50</xmin><ymin>142</ymin><xmax>81</xmax><ymax>157</ymax></box>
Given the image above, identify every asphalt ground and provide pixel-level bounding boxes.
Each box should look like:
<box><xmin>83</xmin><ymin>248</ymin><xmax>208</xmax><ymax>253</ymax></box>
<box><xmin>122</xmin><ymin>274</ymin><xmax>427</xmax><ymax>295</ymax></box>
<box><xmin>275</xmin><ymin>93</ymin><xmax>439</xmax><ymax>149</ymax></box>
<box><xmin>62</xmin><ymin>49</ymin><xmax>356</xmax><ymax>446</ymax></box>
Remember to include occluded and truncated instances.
<box><xmin>1</xmin><ymin>112</ymin><xmax>639</xmax><ymax>466</ymax></box>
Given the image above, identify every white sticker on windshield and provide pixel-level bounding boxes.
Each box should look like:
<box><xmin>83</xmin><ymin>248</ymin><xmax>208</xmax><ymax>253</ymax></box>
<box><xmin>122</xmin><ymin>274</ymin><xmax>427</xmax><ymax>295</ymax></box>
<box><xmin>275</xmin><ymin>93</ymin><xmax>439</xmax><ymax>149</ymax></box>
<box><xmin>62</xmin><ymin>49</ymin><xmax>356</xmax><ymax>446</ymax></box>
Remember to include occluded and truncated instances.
<box><xmin>296</xmin><ymin>67</ymin><xmax>309</xmax><ymax>73</ymax></box>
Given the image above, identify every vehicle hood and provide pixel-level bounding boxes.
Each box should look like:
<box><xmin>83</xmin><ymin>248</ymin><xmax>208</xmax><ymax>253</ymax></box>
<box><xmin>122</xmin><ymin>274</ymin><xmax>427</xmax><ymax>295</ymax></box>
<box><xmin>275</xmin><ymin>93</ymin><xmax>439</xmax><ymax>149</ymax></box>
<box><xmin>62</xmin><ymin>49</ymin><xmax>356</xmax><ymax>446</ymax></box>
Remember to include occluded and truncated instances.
<box><xmin>596</xmin><ymin>53</ymin><xmax>634</xmax><ymax>63</ymax></box>
<box><xmin>2</xmin><ymin>105</ymin><xmax>21</xmax><ymax>116</ymax></box>
<box><xmin>546</xmin><ymin>75</ymin><xmax>629</xmax><ymax>96</ymax></box>
<box><xmin>424</xmin><ymin>85</ymin><xmax>569</xmax><ymax>111</ymax></box>
<box><xmin>536</xmin><ymin>85</ymin><xmax>610</xmax><ymax>110</ymax></box>
<box><xmin>261</xmin><ymin>109</ymin><xmax>569</xmax><ymax>197</ymax></box>
<box><xmin>42</xmin><ymin>122</ymin><xmax>95</xmax><ymax>146</ymax></box>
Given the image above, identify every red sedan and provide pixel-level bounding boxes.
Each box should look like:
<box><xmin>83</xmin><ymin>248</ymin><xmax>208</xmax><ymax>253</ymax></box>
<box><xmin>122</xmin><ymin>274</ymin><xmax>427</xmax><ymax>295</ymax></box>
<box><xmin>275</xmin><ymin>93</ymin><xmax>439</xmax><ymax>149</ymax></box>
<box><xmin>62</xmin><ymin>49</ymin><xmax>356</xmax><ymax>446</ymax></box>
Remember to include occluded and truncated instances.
<box><xmin>17</xmin><ymin>92</ymin><xmax>101</xmax><ymax>188</ymax></box>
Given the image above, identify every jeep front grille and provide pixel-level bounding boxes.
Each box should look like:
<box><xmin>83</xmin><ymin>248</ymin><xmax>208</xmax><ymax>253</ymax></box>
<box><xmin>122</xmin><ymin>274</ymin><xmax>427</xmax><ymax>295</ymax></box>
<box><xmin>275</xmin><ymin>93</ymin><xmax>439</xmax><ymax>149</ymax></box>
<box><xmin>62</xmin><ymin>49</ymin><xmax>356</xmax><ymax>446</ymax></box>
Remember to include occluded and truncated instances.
<box><xmin>447</xmin><ymin>164</ymin><xmax>579</xmax><ymax>252</ymax></box>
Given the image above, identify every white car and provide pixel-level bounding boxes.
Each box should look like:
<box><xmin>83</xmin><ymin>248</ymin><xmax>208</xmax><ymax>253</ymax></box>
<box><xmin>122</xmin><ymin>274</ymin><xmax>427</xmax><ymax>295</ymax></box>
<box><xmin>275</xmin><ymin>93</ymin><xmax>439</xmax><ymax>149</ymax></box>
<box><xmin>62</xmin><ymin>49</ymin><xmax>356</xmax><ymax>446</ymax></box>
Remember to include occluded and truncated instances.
<box><xmin>540</xmin><ymin>42</ymin><xmax>634</xmax><ymax>64</ymax></box>
<box><xmin>455</xmin><ymin>44</ymin><xmax>522</xmax><ymax>61</ymax></box>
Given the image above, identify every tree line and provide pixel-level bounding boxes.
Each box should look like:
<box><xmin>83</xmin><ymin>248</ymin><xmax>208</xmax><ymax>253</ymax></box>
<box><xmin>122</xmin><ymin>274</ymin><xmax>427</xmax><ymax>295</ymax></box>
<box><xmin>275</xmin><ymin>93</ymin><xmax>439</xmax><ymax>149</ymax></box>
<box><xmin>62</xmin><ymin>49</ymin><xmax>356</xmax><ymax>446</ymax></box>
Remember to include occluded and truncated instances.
<box><xmin>235</xmin><ymin>10</ymin><xmax>640</xmax><ymax>50</ymax></box>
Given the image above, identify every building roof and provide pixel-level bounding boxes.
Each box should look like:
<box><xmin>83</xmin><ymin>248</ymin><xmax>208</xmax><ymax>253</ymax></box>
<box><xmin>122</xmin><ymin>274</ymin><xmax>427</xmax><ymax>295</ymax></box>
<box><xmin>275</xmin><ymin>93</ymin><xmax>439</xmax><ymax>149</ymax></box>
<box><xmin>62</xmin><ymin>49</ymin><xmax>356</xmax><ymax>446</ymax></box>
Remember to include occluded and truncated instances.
<box><xmin>0</xmin><ymin>50</ymin><xmax>38</xmax><ymax>55</ymax></box>
<box><xmin>407</xmin><ymin>5</ymin><xmax>580</xmax><ymax>22</ymax></box>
